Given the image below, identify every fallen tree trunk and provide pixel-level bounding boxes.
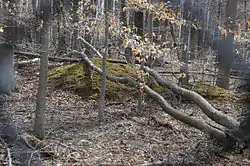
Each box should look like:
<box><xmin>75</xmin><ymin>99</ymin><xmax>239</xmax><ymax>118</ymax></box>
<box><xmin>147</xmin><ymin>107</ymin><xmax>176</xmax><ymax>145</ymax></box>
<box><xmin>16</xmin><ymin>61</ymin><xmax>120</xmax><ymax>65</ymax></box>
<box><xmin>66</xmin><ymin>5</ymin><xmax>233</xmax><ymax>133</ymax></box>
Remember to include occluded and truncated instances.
<box><xmin>64</xmin><ymin>50</ymin><xmax>227</xmax><ymax>140</ymax></box>
<box><xmin>144</xmin><ymin>85</ymin><xmax>226</xmax><ymax>140</ymax></box>
<box><xmin>14</xmin><ymin>51</ymin><xmax>82</xmax><ymax>63</ymax></box>
<box><xmin>14</xmin><ymin>51</ymin><xmax>127</xmax><ymax>65</ymax></box>
<box><xmin>142</xmin><ymin>66</ymin><xmax>239</xmax><ymax>130</ymax></box>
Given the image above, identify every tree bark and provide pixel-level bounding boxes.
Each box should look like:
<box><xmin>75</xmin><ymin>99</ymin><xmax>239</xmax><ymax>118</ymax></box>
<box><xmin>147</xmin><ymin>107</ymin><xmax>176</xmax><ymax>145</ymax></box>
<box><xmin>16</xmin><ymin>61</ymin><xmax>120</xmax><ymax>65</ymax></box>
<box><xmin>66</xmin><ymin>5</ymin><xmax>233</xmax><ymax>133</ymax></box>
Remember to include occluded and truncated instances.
<box><xmin>147</xmin><ymin>0</ymin><xmax>154</xmax><ymax>68</ymax></box>
<box><xmin>142</xmin><ymin>66</ymin><xmax>239</xmax><ymax>130</ymax></box>
<box><xmin>0</xmin><ymin>43</ymin><xmax>15</xmax><ymax>95</ymax></box>
<box><xmin>34</xmin><ymin>0</ymin><xmax>51</xmax><ymax>139</ymax></box>
<box><xmin>144</xmin><ymin>85</ymin><xmax>226</xmax><ymax>140</ymax></box>
<box><xmin>121</xmin><ymin>0</ymin><xmax>134</xmax><ymax>64</ymax></box>
<box><xmin>216</xmin><ymin>0</ymin><xmax>237</xmax><ymax>89</ymax></box>
<box><xmin>56</xmin><ymin>3</ymin><xmax>67</xmax><ymax>55</ymax></box>
<box><xmin>98</xmin><ymin>0</ymin><xmax>109</xmax><ymax>122</ymax></box>
<box><xmin>134</xmin><ymin>11</ymin><xmax>143</xmax><ymax>37</ymax></box>
<box><xmin>71</xmin><ymin>0</ymin><xmax>80</xmax><ymax>50</ymax></box>
<box><xmin>32</xmin><ymin>0</ymin><xmax>41</xmax><ymax>44</ymax></box>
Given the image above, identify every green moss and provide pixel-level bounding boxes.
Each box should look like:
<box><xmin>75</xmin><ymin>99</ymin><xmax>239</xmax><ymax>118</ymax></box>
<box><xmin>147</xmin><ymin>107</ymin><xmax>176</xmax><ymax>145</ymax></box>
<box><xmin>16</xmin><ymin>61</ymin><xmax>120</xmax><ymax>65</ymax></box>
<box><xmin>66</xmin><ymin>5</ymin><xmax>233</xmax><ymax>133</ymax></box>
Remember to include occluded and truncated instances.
<box><xmin>48</xmin><ymin>59</ymin><xmax>167</xmax><ymax>101</ymax></box>
<box><xmin>152</xmin><ymin>84</ymin><xmax>166</xmax><ymax>94</ymax></box>
<box><xmin>192</xmin><ymin>82</ymin><xmax>231</xmax><ymax>102</ymax></box>
<box><xmin>50</xmin><ymin>63</ymin><xmax>247</xmax><ymax>103</ymax></box>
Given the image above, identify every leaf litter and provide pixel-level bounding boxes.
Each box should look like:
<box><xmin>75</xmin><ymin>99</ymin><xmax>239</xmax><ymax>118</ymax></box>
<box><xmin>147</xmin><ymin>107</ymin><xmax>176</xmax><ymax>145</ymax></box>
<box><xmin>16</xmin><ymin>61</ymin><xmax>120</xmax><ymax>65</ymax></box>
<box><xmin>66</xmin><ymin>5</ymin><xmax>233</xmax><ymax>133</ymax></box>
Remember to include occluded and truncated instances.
<box><xmin>1</xmin><ymin>62</ymin><xmax>250</xmax><ymax>166</ymax></box>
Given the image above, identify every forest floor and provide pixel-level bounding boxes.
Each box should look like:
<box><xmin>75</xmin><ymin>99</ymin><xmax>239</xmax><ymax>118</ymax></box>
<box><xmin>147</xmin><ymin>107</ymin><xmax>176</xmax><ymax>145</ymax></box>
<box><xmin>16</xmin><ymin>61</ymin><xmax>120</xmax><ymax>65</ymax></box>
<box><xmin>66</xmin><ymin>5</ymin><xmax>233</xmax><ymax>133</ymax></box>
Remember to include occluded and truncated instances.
<box><xmin>2</xmin><ymin>61</ymin><xmax>250</xmax><ymax>166</ymax></box>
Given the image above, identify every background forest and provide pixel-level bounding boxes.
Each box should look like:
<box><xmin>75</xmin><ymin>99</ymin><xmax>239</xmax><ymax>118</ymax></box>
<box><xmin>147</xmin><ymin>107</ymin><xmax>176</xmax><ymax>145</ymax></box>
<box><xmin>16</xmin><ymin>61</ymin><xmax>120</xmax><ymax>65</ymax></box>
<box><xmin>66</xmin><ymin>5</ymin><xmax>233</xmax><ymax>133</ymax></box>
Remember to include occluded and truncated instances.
<box><xmin>0</xmin><ymin>0</ymin><xmax>250</xmax><ymax>165</ymax></box>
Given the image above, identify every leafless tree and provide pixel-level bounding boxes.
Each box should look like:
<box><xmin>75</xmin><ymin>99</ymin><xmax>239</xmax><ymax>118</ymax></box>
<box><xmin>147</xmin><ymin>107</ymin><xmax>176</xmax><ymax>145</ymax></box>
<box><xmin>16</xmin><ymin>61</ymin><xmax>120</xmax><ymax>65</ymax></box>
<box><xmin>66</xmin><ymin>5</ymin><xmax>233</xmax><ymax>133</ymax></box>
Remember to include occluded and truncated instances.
<box><xmin>34</xmin><ymin>0</ymin><xmax>51</xmax><ymax>139</ymax></box>
<box><xmin>98</xmin><ymin>0</ymin><xmax>109</xmax><ymax>122</ymax></box>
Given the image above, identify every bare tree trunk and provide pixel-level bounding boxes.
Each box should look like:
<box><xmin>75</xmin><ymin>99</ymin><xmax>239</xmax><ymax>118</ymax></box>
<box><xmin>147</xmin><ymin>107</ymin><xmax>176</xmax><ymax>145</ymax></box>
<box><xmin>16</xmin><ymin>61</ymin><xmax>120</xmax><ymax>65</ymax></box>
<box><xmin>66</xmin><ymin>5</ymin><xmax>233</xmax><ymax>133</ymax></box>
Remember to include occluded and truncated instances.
<box><xmin>178</xmin><ymin>2</ymin><xmax>183</xmax><ymax>56</ymax></box>
<box><xmin>203</xmin><ymin>0</ymin><xmax>211</xmax><ymax>43</ymax></box>
<box><xmin>71</xmin><ymin>0</ymin><xmax>79</xmax><ymax>50</ymax></box>
<box><xmin>32</xmin><ymin>0</ymin><xmax>41</xmax><ymax>44</ymax></box>
<box><xmin>121</xmin><ymin>0</ymin><xmax>133</xmax><ymax>64</ymax></box>
<box><xmin>136</xmin><ymin>0</ymin><xmax>153</xmax><ymax>113</ymax></box>
<box><xmin>56</xmin><ymin>1</ymin><xmax>67</xmax><ymax>55</ymax></box>
<box><xmin>169</xmin><ymin>23</ymin><xmax>181</xmax><ymax>60</ymax></box>
<box><xmin>147</xmin><ymin>0</ymin><xmax>153</xmax><ymax>68</ymax></box>
<box><xmin>134</xmin><ymin>11</ymin><xmax>143</xmax><ymax>37</ymax></box>
<box><xmin>34</xmin><ymin>0</ymin><xmax>51</xmax><ymax>139</ymax></box>
<box><xmin>32</xmin><ymin>0</ymin><xmax>37</xmax><ymax>12</ymax></box>
<box><xmin>120</xmin><ymin>0</ymin><xmax>126</xmax><ymax>29</ymax></box>
<box><xmin>243</xmin><ymin>0</ymin><xmax>248</xmax><ymax>60</ymax></box>
<box><xmin>98</xmin><ymin>0</ymin><xmax>108</xmax><ymax>122</ymax></box>
<box><xmin>0</xmin><ymin>43</ymin><xmax>15</xmax><ymax>95</ymax></box>
<box><xmin>216</xmin><ymin>0</ymin><xmax>237</xmax><ymax>89</ymax></box>
<box><xmin>93</xmin><ymin>0</ymin><xmax>103</xmax><ymax>48</ymax></box>
<box><xmin>179</xmin><ymin>0</ymin><xmax>191</xmax><ymax>86</ymax></box>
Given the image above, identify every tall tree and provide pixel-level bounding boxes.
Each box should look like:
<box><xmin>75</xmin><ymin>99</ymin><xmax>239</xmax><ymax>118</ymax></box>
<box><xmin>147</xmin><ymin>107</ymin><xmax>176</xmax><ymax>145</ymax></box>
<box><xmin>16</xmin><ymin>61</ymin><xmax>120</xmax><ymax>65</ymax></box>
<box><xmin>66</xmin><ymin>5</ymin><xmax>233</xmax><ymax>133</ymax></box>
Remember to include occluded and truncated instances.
<box><xmin>121</xmin><ymin>0</ymin><xmax>133</xmax><ymax>64</ymax></box>
<box><xmin>71</xmin><ymin>0</ymin><xmax>80</xmax><ymax>50</ymax></box>
<box><xmin>98</xmin><ymin>0</ymin><xmax>109</xmax><ymax>122</ymax></box>
<box><xmin>0</xmin><ymin>43</ymin><xmax>15</xmax><ymax>96</ymax></box>
<box><xmin>134</xmin><ymin>11</ymin><xmax>143</xmax><ymax>37</ymax></box>
<box><xmin>34</xmin><ymin>0</ymin><xmax>51</xmax><ymax>139</ymax></box>
<box><xmin>216</xmin><ymin>0</ymin><xmax>237</xmax><ymax>89</ymax></box>
<box><xmin>32</xmin><ymin>0</ymin><xmax>41</xmax><ymax>44</ymax></box>
<box><xmin>56</xmin><ymin>0</ymin><xmax>67</xmax><ymax>55</ymax></box>
<box><xmin>147</xmin><ymin>0</ymin><xmax>153</xmax><ymax>67</ymax></box>
<box><xmin>179</xmin><ymin>0</ymin><xmax>193</xmax><ymax>86</ymax></box>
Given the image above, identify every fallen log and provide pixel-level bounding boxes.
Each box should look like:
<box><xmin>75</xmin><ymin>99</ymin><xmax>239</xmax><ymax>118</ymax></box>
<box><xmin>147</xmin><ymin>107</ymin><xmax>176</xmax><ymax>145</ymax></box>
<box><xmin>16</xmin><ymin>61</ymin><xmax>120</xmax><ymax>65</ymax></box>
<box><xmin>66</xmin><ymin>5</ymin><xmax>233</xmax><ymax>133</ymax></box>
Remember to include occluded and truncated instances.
<box><xmin>63</xmin><ymin>50</ymin><xmax>227</xmax><ymax>140</ymax></box>
<box><xmin>143</xmin><ymin>66</ymin><xmax>239</xmax><ymax>130</ymax></box>
<box><xmin>14</xmin><ymin>51</ymin><xmax>82</xmax><ymax>63</ymax></box>
<box><xmin>14</xmin><ymin>51</ymin><xmax>127</xmax><ymax>65</ymax></box>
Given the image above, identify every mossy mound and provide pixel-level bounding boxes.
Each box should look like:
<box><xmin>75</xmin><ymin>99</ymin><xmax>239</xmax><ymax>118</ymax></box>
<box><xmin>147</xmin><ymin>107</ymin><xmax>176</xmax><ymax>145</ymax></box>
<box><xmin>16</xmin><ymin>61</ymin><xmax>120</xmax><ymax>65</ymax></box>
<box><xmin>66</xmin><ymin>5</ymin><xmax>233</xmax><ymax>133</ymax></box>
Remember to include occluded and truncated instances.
<box><xmin>48</xmin><ymin>59</ymin><xmax>166</xmax><ymax>101</ymax></box>
<box><xmin>192</xmin><ymin>82</ymin><xmax>231</xmax><ymax>102</ymax></box>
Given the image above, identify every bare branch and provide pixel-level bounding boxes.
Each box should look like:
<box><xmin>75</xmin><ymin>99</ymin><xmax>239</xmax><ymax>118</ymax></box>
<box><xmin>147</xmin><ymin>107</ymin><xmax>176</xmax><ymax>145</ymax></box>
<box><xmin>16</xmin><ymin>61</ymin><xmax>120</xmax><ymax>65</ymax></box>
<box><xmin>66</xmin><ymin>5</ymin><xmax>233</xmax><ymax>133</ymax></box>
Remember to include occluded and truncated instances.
<box><xmin>78</xmin><ymin>37</ymin><xmax>103</xmax><ymax>58</ymax></box>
